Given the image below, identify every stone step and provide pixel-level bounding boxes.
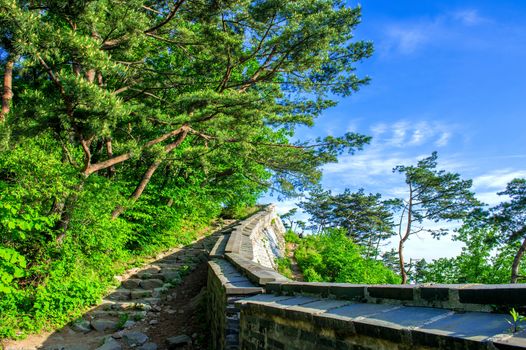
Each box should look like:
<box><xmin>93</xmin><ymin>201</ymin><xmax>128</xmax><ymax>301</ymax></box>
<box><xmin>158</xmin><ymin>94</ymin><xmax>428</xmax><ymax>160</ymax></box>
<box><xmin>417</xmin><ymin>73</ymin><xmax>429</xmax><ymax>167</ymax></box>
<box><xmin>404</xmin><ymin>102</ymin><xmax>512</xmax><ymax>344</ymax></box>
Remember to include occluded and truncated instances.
<box><xmin>99</xmin><ymin>299</ymin><xmax>161</xmax><ymax>311</ymax></box>
<box><xmin>89</xmin><ymin>309</ymin><xmax>148</xmax><ymax>319</ymax></box>
<box><xmin>148</xmin><ymin>263</ymin><xmax>188</xmax><ymax>269</ymax></box>
<box><xmin>132</xmin><ymin>270</ymin><xmax>182</xmax><ymax>282</ymax></box>
<box><xmin>106</xmin><ymin>288</ymin><xmax>155</xmax><ymax>301</ymax></box>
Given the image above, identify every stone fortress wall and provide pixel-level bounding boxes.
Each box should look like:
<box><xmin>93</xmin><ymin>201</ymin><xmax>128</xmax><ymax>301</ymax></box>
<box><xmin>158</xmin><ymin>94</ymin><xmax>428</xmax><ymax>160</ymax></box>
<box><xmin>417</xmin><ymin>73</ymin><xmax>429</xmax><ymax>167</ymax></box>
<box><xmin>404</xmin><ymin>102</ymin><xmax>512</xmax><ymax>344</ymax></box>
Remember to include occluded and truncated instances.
<box><xmin>206</xmin><ymin>205</ymin><xmax>526</xmax><ymax>350</ymax></box>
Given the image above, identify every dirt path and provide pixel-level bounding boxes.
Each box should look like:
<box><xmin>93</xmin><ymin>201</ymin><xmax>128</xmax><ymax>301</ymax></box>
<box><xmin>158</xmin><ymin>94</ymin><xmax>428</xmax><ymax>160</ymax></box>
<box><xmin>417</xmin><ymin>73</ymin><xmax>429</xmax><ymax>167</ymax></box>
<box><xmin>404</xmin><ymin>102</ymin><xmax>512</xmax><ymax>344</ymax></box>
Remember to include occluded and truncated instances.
<box><xmin>286</xmin><ymin>242</ymin><xmax>303</xmax><ymax>281</ymax></box>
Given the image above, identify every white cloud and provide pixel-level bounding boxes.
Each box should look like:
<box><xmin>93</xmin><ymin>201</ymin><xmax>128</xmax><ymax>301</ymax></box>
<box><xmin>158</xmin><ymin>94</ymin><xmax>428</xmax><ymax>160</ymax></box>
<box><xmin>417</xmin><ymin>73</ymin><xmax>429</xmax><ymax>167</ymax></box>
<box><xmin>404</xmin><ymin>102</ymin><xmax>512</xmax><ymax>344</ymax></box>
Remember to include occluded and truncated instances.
<box><xmin>387</xmin><ymin>121</ymin><xmax>409</xmax><ymax>147</ymax></box>
<box><xmin>473</xmin><ymin>169</ymin><xmax>526</xmax><ymax>191</ymax></box>
<box><xmin>435</xmin><ymin>132</ymin><xmax>451</xmax><ymax>147</ymax></box>
<box><xmin>408</xmin><ymin>122</ymin><xmax>436</xmax><ymax>146</ymax></box>
<box><xmin>370</xmin><ymin>120</ymin><xmax>456</xmax><ymax>149</ymax></box>
<box><xmin>371</xmin><ymin>122</ymin><xmax>388</xmax><ymax>137</ymax></box>
<box><xmin>451</xmin><ymin>9</ymin><xmax>488</xmax><ymax>26</ymax></box>
<box><xmin>385</xmin><ymin>26</ymin><xmax>428</xmax><ymax>54</ymax></box>
<box><xmin>378</xmin><ymin>8</ymin><xmax>493</xmax><ymax>57</ymax></box>
<box><xmin>475</xmin><ymin>191</ymin><xmax>503</xmax><ymax>207</ymax></box>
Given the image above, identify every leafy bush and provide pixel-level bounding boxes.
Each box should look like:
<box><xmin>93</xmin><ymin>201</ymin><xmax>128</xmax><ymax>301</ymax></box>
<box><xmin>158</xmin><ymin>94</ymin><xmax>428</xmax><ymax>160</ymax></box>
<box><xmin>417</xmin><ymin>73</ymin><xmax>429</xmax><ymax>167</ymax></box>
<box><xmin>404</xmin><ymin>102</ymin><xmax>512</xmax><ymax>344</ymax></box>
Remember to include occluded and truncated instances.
<box><xmin>275</xmin><ymin>257</ymin><xmax>293</xmax><ymax>279</ymax></box>
<box><xmin>294</xmin><ymin>229</ymin><xmax>400</xmax><ymax>284</ymax></box>
<box><xmin>284</xmin><ymin>230</ymin><xmax>301</xmax><ymax>244</ymax></box>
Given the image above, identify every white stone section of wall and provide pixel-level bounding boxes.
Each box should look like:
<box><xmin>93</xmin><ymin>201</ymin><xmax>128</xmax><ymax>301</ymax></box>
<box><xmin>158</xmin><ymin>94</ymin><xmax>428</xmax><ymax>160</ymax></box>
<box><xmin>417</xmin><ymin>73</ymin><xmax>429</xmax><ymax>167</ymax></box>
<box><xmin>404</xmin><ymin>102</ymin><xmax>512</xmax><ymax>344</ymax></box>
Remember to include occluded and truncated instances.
<box><xmin>250</xmin><ymin>205</ymin><xmax>286</xmax><ymax>270</ymax></box>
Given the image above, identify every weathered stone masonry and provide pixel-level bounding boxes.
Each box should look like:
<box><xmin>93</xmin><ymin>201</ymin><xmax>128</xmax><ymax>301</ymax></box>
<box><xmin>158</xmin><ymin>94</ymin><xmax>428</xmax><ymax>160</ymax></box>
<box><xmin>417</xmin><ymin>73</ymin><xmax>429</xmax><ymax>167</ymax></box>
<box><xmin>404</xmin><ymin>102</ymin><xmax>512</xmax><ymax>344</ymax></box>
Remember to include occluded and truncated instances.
<box><xmin>207</xmin><ymin>205</ymin><xmax>526</xmax><ymax>350</ymax></box>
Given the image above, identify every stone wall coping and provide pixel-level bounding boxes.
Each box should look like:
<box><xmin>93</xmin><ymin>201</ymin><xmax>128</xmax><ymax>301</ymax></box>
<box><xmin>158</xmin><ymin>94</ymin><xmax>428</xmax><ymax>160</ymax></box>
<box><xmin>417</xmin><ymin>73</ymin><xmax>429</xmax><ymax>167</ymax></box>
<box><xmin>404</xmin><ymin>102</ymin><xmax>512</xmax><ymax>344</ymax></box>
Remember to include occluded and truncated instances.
<box><xmin>208</xmin><ymin>259</ymin><xmax>264</xmax><ymax>295</ymax></box>
<box><xmin>225</xmin><ymin>253</ymin><xmax>289</xmax><ymax>286</ymax></box>
<box><xmin>236</xmin><ymin>294</ymin><xmax>526</xmax><ymax>349</ymax></box>
<box><xmin>264</xmin><ymin>281</ymin><xmax>526</xmax><ymax>312</ymax></box>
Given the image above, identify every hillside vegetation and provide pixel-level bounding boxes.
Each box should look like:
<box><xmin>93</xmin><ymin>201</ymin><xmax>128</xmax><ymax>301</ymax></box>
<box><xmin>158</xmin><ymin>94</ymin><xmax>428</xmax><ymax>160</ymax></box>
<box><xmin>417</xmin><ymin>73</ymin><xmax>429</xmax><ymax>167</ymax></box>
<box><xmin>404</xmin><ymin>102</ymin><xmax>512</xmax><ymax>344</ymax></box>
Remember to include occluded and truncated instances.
<box><xmin>0</xmin><ymin>0</ymin><xmax>373</xmax><ymax>338</ymax></box>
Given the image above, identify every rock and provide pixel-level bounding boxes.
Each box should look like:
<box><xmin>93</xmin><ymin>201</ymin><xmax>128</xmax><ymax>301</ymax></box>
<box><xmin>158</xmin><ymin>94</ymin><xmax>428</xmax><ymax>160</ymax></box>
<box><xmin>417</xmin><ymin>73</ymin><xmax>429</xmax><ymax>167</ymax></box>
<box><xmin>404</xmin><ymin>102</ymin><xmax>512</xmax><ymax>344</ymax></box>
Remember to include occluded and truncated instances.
<box><xmin>152</xmin><ymin>305</ymin><xmax>162</xmax><ymax>312</ymax></box>
<box><xmin>95</xmin><ymin>337</ymin><xmax>122</xmax><ymax>350</ymax></box>
<box><xmin>41</xmin><ymin>345</ymin><xmax>90</xmax><ymax>350</ymax></box>
<box><xmin>135</xmin><ymin>303</ymin><xmax>152</xmax><ymax>311</ymax></box>
<box><xmin>122</xmin><ymin>331</ymin><xmax>149</xmax><ymax>347</ymax></box>
<box><xmin>91</xmin><ymin>319</ymin><xmax>119</xmax><ymax>332</ymax></box>
<box><xmin>161</xmin><ymin>272</ymin><xmax>180</xmax><ymax>283</ymax></box>
<box><xmin>149</xmin><ymin>319</ymin><xmax>159</xmax><ymax>325</ymax></box>
<box><xmin>166</xmin><ymin>309</ymin><xmax>176</xmax><ymax>314</ymax></box>
<box><xmin>141</xmin><ymin>267</ymin><xmax>161</xmax><ymax>274</ymax></box>
<box><xmin>152</xmin><ymin>287</ymin><xmax>168</xmax><ymax>298</ymax></box>
<box><xmin>166</xmin><ymin>335</ymin><xmax>192</xmax><ymax>349</ymax></box>
<box><xmin>112</xmin><ymin>331</ymin><xmax>124</xmax><ymax>339</ymax></box>
<box><xmin>71</xmin><ymin>319</ymin><xmax>92</xmax><ymax>333</ymax></box>
<box><xmin>191</xmin><ymin>333</ymin><xmax>198</xmax><ymax>339</ymax></box>
<box><xmin>139</xmin><ymin>279</ymin><xmax>164</xmax><ymax>290</ymax></box>
<box><xmin>122</xmin><ymin>279</ymin><xmax>142</xmax><ymax>289</ymax></box>
<box><xmin>123</xmin><ymin>320</ymin><xmax>136</xmax><ymax>329</ymax></box>
<box><xmin>138</xmin><ymin>343</ymin><xmax>158</xmax><ymax>350</ymax></box>
<box><xmin>143</xmin><ymin>297</ymin><xmax>161</xmax><ymax>305</ymax></box>
<box><xmin>131</xmin><ymin>290</ymin><xmax>152</xmax><ymax>299</ymax></box>
<box><xmin>107</xmin><ymin>289</ymin><xmax>131</xmax><ymax>301</ymax></box>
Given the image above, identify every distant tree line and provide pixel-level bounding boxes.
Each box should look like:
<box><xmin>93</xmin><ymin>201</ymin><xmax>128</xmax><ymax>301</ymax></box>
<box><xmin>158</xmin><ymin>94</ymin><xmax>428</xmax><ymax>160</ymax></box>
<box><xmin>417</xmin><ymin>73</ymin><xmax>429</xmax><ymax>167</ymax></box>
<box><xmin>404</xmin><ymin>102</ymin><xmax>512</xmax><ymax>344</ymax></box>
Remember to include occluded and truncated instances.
<box><xmin>291</xmin><ymin>152</ymin><xmax>526</xmax><ymax>284</ymax></box>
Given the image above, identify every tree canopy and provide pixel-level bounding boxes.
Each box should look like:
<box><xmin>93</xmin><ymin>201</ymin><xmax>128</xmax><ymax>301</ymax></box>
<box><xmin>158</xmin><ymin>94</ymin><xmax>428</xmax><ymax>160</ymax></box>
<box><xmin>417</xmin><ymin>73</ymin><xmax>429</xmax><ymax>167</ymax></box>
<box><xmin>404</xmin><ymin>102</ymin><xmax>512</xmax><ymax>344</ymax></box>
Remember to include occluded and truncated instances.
<box><xmin>299</xmin><ymin>187</ymin><xmax>396</xmax><ymax>258</ymax></box>
<box><xmin>0</xmin><ymin>0</ymin><xmax>374</xmax><ymax>337</ymax></box>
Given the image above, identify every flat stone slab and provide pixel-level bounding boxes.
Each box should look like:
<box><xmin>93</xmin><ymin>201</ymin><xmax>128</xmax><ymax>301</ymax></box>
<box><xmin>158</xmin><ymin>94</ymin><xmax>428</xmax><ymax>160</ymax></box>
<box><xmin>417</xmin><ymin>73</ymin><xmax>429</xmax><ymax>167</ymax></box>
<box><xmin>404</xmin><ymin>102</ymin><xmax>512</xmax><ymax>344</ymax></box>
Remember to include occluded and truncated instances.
<box><xmin>416</xmin><ymin>311</ymin><xmax>512</xmax><ymax>342</ymax></box>
<box><xmin>493</xmin><ymin>330</ymin><xmax>526</xmax><ymax>348</ymax></box>
<box><xmin>122</xmin><ymin>331</ymin><xmax>149</xmax><ymax>347</ymax></box>
<box><xmin>140</xmin><ymin>279</ymin><xmax>164</xmax><ymax>290</ymax></box>
<box><xmin>91</xmin><ymin>319</ymin><xmax>119</xmax><ymax>332</ymax></box>
<box><xmin>327</xmin><ymin>303</ymin><xmax>401</xmax><ymax>318</ymax></box>
<box><xmin>95</xmin><ymin>338</ymin><xmax>121</xmax><ymax>350</ymax></box>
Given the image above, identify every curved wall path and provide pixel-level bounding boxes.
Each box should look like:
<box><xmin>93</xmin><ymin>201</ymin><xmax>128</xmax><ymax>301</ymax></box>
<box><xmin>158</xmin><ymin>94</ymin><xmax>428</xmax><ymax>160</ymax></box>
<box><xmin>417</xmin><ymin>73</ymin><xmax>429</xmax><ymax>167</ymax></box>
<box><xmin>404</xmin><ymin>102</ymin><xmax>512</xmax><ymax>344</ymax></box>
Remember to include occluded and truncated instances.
<box><xmin>207</xmin><ymin>205</ymin><xmax>526</xmax><ymax>350</ymax></box>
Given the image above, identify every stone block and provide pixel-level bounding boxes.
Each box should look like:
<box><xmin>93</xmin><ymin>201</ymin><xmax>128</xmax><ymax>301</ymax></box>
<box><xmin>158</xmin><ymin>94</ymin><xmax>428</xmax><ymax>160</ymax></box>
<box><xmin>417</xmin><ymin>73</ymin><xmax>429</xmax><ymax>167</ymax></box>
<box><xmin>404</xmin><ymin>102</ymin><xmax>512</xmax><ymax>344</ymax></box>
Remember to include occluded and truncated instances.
<box><xmin>329</xmin><ymin>284</ymin><xmax>366</xmax><ymax>300</ymax></box>
<box><xmin>419</xmin><ymin>285</ymin><xmax>450</xmax><ymax>302</ymax></box>
<box><xmin>121</xmin><ymin>279</ymin><xmax>141</xmax><ymax>289</ymax></box>
<box><xmin>367</xmin><ymin>285</ymin><xmax>414</xmax><ymax>301</ymax></box>
<box><xmin>458</xmin><ymin>284</ymin><xmax>526</xmax><ymax>306</ymax></box>
<box><xmin>139</xmin><ymin>279</ymin><xmax>164</xmax><ymax>290</ymax></box>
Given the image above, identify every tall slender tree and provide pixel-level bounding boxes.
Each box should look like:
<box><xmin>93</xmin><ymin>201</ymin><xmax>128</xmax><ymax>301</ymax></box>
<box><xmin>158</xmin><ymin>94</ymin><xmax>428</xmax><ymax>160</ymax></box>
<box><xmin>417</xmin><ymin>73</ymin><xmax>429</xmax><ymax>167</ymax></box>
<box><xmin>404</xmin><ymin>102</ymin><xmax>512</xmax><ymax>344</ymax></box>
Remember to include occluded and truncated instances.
<box><xmin>393</xmin><ymin>152</ymin><xmax>480</xmax><ymax>284</ymax></box>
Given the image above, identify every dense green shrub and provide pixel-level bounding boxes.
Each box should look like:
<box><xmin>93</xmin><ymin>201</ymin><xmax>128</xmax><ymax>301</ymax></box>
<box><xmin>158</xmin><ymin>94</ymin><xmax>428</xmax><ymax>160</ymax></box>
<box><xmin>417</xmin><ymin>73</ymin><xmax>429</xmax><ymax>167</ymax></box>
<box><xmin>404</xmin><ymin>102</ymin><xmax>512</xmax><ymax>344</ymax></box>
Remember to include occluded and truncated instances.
<box><xmin>284</xmin><ymin>230</ymin><xmax>301</xmax><ymax>244</ymax></box>
<box><xmin>294</xmin><ymin>229</ymin><xmax>400</xmax><ymax>284</ymax></box>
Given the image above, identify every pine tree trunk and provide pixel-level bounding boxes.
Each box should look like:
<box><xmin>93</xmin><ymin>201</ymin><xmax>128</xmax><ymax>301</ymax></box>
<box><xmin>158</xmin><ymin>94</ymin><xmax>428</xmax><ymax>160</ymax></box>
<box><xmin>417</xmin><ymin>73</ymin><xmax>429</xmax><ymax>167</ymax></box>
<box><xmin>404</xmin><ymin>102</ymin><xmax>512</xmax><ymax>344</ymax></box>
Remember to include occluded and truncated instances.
<box><xmin>398</xmin><ymin>240</ymin><xmax>407</xmax><ymax>284</ymax></box>
<box><xmin>111</xmin><ymin>128</ymin><xmax>189</xmax><ymax>219</ymax></box>
<box><xmin>399</xmin><ymin>185</ymin><xmax>413</xmax><ymax>284</ymax></box>
<box><xmin>1</xmin><ymin>59</ymin><xmax>14</xmax><ymax>122</ymax></box>
<box><xmin>511</xmin><ymin>236</ymin><xmax>526</xmax><ymax>283</ymax></box>
<box><xmin>111</xmin><ymin>159</ymin><xmax>162</xmax><ymax>219</ymax></box>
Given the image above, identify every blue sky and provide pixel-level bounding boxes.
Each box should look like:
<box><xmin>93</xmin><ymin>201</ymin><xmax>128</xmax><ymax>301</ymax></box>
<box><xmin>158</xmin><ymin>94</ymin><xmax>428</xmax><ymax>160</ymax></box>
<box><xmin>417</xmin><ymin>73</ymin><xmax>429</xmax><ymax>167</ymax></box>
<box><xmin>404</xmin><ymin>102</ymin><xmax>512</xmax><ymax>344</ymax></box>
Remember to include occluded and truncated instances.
<box><xmin>265</xmin><ymin>0</ymin><xmax>526</xmax><ymax>261</ymax></box>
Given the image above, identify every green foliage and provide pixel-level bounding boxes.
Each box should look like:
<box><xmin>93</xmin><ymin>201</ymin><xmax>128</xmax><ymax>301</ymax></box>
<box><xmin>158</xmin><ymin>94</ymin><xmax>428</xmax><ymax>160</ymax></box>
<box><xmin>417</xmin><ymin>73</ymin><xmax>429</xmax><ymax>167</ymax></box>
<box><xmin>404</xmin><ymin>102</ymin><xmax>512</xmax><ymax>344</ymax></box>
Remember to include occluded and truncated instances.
<box><xmin>299</xmin><ymin>188</ymin><xmax>396</xmax><ymax>258</ymax></box>
<box><xmin>0</xmin><ymin>0</ymin><xmax>377</xmax><ymax>339</ymax></box>
<box><xmin>411</xmin><ymin>218</ymin><xmax>525</xmax><ymax>284</ymax></box>
<box><xmin>275</xmin><ymin>257</ymin><xmax>294</xmax><ymax>279</ymax></box>
<box><xmin>508</xmin><ymin>308</ymin><xmax>525</xmax><ymax>333</ymax></box>
<box><xmin>0</xmin><ymin>247</ymin><xmax>26</xmax><ymax>294</ymax></box>
<box><xmin>284</xmin><ymin>230</ymin><xmax>301</xmax><ymax>244</ymax></box>
<box><xmin>294</xmin><ymin>229</ymin><xmax>400</xmax><ymax>284</ymax></box>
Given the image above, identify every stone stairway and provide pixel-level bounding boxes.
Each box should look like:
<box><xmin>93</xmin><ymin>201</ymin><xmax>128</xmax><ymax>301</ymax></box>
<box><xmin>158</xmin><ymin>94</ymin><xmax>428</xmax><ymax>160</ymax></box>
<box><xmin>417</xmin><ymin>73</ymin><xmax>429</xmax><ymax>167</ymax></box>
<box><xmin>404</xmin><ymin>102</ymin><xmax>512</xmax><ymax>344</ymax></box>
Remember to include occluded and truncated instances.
<box><xmin>3</xmin><ymin>223</ymin><xmax>236</xmax><ymax>350</ymax></box>
<box><xmin>81</xmin><ymin>247</ymin><xmax>210</xmax><ymax>335</ymax></box>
